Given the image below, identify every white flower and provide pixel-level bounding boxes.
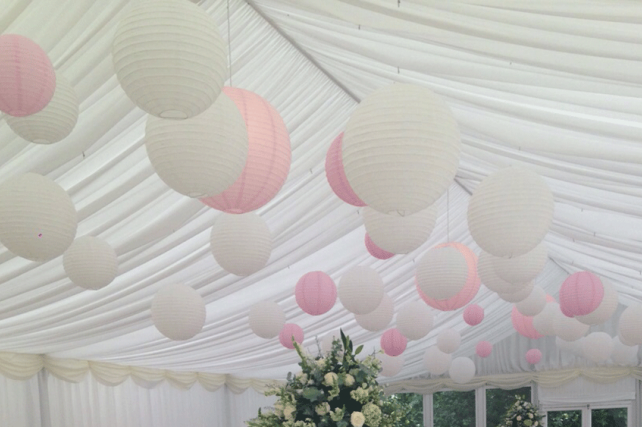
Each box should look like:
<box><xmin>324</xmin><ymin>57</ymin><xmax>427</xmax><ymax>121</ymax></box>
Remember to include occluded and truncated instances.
<box><xmin>517</xmin><ymin>416</ymin><xmax>522</xmax><ymax>421</ymax></box>
<box><xmin>284</xmin><ymin>405</ymin><xmax>296</xmax><ymax>420</ymax></box>
<box><xmin>534</xmin><ymin>422</ymin><xmax>538</xmax><ymax>426</ymax></box>
<box><xmin>316</xmin><ymin>358</ymin><xmax>326</xmax><ymax>367</ymax></box>
<box><xmin>351</xmin><ymin>411</ymin><xmax>366</xmax><ymax>427</ymax></box>
<box><xmin>344</xmin><ymin>374</ymin><xmax>355</xmax><ymax>386</ymax></box>
<box><xmin>529</xmin><ymin>413</ymin><xmax>534</xmax><ymax>419</ymax></box>
<box><xmin>324</xmin><ymin>372</ymin><xmax>338</xmax><ymax>385</ymax></box>
<box><xmin>316</xmin><ymin>402</ymin><xmax>330</xmax><ymax>415</ymax></box>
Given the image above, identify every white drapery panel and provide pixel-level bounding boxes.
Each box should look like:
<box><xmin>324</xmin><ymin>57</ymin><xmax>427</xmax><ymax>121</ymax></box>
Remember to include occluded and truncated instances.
<box><xmin>539</xmin><ymin>376</ymin><xmax>636</xmax><ymax>405</ymax></box>
<box><xmin>0</xmin><ymin>373</ymin><xmax>42</xmax><ymax>427</ymax></box>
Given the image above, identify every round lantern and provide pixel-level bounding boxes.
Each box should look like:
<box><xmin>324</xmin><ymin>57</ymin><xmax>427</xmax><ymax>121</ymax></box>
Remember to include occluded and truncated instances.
<box><xmin>611</xmin><ymin>337</ymin><xmax>638</xmax><ymax>366</ymax></box>
<box><xmin>295</xmin><ymin>271</ymin><xmax>337</xmax><ymax>315</ymax></box>
<box><xmin>516</xmin><ymin>286</ymin><xmax>547</xmax><ymax>317</ymax></box>
<box><xmin>417</xmin><ymin>245</ymin><xmax>469</xmax><ymax>300</ymax></box>
<box><xmin>423</xmin><ymin>347</ymin><xmax>452</xmax><ymax>375</ymax></box>
<box><xmin>325</xmin><ymin>133</ymin><xmax>366</xmax><ymax>207</ymax></box>
<box><xmin>511</xmin><ymin>306</ymin><xmax>543</xmax><ymax>340</ymax></box>
<box><xmin>279</xmin><ymin>323</ymin><xmax>304</xmax><ymax>349</ymax></box>
<box><xmin>0</xmin><ymin>173</ymin><xmax>77</xmax><ymax>261</ymax></box>
<box><xmin>449</xmin><ymin>357</ymin><xmax>476</xmax><ymax>384</ymax></box>
<box><xmin>478</xmin><ymin>251</ymin><xmax>530</xmax><ymax>295</ymax></box>
<box><xmin>338</xmin><ymin>266</ymin><xmax>384</xmax><ymax>315</ymax></box>
<box><xmin>463</xmin><ymin>304</ymin><xmax>484</xmax><ymax>326</ymax></box>
<box><xmin>498</xmin><ymin>281</ymin><xmax>534</xmax><ymax>303</ymax></box>
<box><xmin>618</xmin><ymin>303</ymin><xmax>642</xmax><ymax>346</ymax></box>
<box><xmin>378</xmin><ymin>354</ymin><xmax>404</xmax><ymax>377</ymax></box>
<box><xmin>396</xmin><ymin>301</ymin><xmax>434</xmax><ymax>340</ymax></box>
<box><xmin>145</xmin><ymin>92</ymin><xmax>248</xmax><ymax>198</ymax></box>
<box><xmin>365</xmin><ymin>233</ymin><xmax>395</xmax><ymax>260</ymax></box>
<box><xmin>112</xmin><ymin>0</ymin><xmax>227</xmax><ymax>119</ymax></box>
<box><xmin>476</xmin><ymin>341</ymin><xmax>492</xmax><ymax>358</ymax></box>
<box><xmin>0</xmin><ymin>34</ymin><xmax>55</xmax><ymax>117</ymax></box>
<box><xmin>6</xmin><ymin>74</ymin><xmax>78</xmax><ymax>144</ymax></box>
<box><xmin>63</xmin><ymin>236</ymin><xmax>118</xmax><ymax>290</ymax></box>
<box><xmin>210</xmin><ymin>213</ymin><xmax>271</xmax><ymax>276</ymax></box>
<box><xmin>381</xmin><ymin>328</ymin><xmax>407</xmax><ymax>356</ymax></box>
<box><xmin>201</xmin><ymin>87</ymin><xmax>291</xmax><ymax>213</ymax></box>
<box><xmin>151</xmin><ymin>284</ymin><xmax>206</xmax><ymax>340</ymax></box>
<box><xmin>342</xmin><ymin>84</ymin><xmax>460</xmax><ymax>216</ymax></box>
<box><xmin>355</xmin><ymin>294</ymin><xmax>393</xmax><ymax>332</ymax></box>
<box><xmin>576</xmin><ymin>278</ymin><xmax>618</xmax><ymax>325</ymax></box>
<box><xmin>437</xmin><ymin>329</ymin><xmax>461</xmax><ymax>354</ymax></box>
<box><xmin>525</xmin><ymin>349</ymin><xmax>542</xmax><ymax>365</ymax></box>
<box><xmin>248</xmin><ymin>301</ymin><xmax>285</xmax><ymax>339</ymax></box>
<box><xmin>557</xmin><ymin>337</ymin><xmax>585</xmax><ymax>356</ymax></box>
<box><xmin>532</xmin><ymin>302</ymin><xmax>561</xmax><ymax>336</ymax></box>
<box><xmin>582</xmin><ymin>332</ymin><xmax>613</xmax><ymax>363</ymax></box>
<box><xmin>553</xmin><ymin>310</ymin><xmax>589</xmax><ymax>342</ymax></box>
<box><xmin>467</xmin><ymin>167</ymin><xmax>554</xmax><ymax>258</ymax></box>
<box><xmin>363</xmin><ymin>205</ymin><xmax>437</xmax><ymax>254</ymax></box>
<box><xmin>559</xmin><ymin>271</ymin><xmax>604</xmax><ymax>317</ymax></box>
<box><xmin>491</xmin><ymin>242</ymin><xmax>547</xmax><ymax>285</ymax></box>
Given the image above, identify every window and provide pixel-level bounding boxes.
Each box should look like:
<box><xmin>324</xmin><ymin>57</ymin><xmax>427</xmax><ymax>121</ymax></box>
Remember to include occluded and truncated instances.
<box><xmin>433</xmin><ymin>390</ymin><xmax>475</xmax><ymax>427</ymax></box>
<box><xmin>383</xmin><ymin>393</ymin><xmax>423</xmax><ymax>427</ymax></box>
<box><xmin>486</xmin><ymin>386</ymin><xmax>532</xmax><ymax>427</ymax></box>
<box><xmin>547</xmin><ymin>410</ymin><xmax>582</xmax><ymax>427</ymax></box>
<box><xmin>591</xmin><ymin>407</ymin><xmax>627</xmax><ymax>427</ymax></box>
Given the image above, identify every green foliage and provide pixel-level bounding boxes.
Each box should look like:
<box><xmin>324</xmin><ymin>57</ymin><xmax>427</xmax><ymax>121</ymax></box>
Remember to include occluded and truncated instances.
<box><xmin>592</xmin><ymin>408</ymin><xmax>627</xmax><ymax>427</ymax></box>
<box><xmin>380</xmin><ymin>393</ymin><xmax>423</xmax><ymax>427</ymax></box>
<box><xmin>546</xmin><ymin>411</ymin><xmax>580</xmax><ymax>427</ymax></box>
<box><xmin>486</xmin><ymin>387</ymin><xmax>531</xmax><ymax>427</ymax></box>
<box><xmin>433</xmin><ymin>390</ymin><xmax>475</xmax><ymax>427</ymax></box>
<box><xmin>499</xmin><ymin>395</ymin><xmax>544</xmax><ymax>427</ymax></box>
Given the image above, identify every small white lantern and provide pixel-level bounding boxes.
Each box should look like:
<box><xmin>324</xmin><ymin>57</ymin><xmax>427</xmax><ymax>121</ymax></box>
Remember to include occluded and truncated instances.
<box><xmin>151</xmin><ymin>283</ymin><xmax>206</xmax><ymax>340</ymax></box>
<box><xmin>363</xmin><ymin>205</ymin><xmax>437</xmax><ymax>254</ymax></box>
<box><xmin>423</xmin><ymin>346</ymin><xmax>452</xmax><ymax>375</ymax></box>
<box><xmin>618</xmin><ymin>303</ymin><xmax>642</xmax><ymax>346</ymax></box>
<box><xmin>396</xmin><ymin>301</ymin><xmax>434</xmax><ymax>340</ymax></box>
<box><xmin>491</xmin><ymin>242</ymin><xmax>547</xmax><ymax>284</ymax></box>
<box><xmin>378</xmin><ymin>353</ymin><xmax>404</xmax><ymax>377</ymax></box>
<box><xmin>248</xmin><ymin>301</ymin><xmax>285</xmax><ymax>339</ymax></box>
<box><xmin>553</xmin><ymin>309</ymin><xmax>589</xmax><ymax>342</ymax></box>
<box><xmin>417</xmin><ymin>246</ymin><xmax>468</xmax><ymax>300</ymax></box>
<box><xmin>581</xmin><ymin>332</ymin><xmax>613</xmax><ymax>363</ymax></box>
<box><xmin>611</xmin><ymin>337</ymin><xmax>639</xmax><ymax>366</ymax></box>
<box><xmin>355</xmin><ymin>294</ymin><xmax>393</xmax><ymax>332</ymax></box>
<box><xmin>63</xmin><ymin>236</ymin><xmax>118</xmax><ymax>290</ymax></box>
<box><xmin>556</xmin><ymin>336</ymin><xmax>585</xmax><ymax>357</ymax></box>
<box><xmin>576</xmin><ymin>278</ymin><xmax>618</xmax><ymax>325</ymax></box>
<box><xmin>498</xmin><ymin>281</ymin><xmax>534</xmax><ymax>303</ymax></box>
<box><xmin>516</xmin><ymin>286</ymin><xmax>547</xmax><ymax>317</ymax></box>
<box><xmin>478</xmin><ymin>251</ymin><xmax>530</xmax><ymax>295</ymax></box>
<box><xmin>210</xmin><ymin>213</ymin><xmax>271</xmax><ymax>276</ymax></box>
<box><xmin>449</xmin><ymin>357</ymin><xmax>476</xmax><ymax>384</ymax></box>
<box><xmin>437</xmin><ymin>328</ymin><xmax>461</xmax><ymax>354</ymax></box>
<box><xmin>532</xmin><ymin>302</ymin><xmax>560</xmax><ymax>336</ymax></box>
<box><xmin>338</xmin><ymin>266</ymin><xmax>384</xmax><ymax>315</ymax></box>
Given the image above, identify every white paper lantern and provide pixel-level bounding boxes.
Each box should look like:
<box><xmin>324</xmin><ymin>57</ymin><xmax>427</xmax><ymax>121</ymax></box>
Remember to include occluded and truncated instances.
<box><xmin>338</xmin><ymin>266</ymin><xmax>384</xmax><ymax>315</ymax></box>
<box><xmin>449</xmin><ymin>357</ymin><xmax>476</xmax><ymax>384</ymax></box>
<box><xmin>210</xmin><ymin>213</ymin><xmax>271</xmax><ymax>276</ymax></box>
<box><xmin>0</xmin><ymin>173</ymin><xmax>77</xmax><ymax>261</ymax></box>
<box><xmin>355</xmin><ymin>294</ymin><xmax>393</xmax><ymax>332</ymax></box>
<box><xmin>532</xmin><ymin>302</ymin><xmax>560</xmax><ymax>336</ymax></box>
<box><xmin>467</xmin><ymin>167</ymin><xmax>554</xmax><ymax>258</ymax></box>
<box><xmin>516</xmin><ymin>286</ymin><xmax>547</xmax><ymax>317</ymax></box>
<box><xmin>342</xmin><ymin>84</ymin><xmax>461</xmax><ymax>216</ymax></box>
<box><xmin>478</xmin><ymin>251</ymin><xmax>530</xmax><ymax>295</ymax></box>
<box><xmin>553</xmin><ymin>309</ymin><xmax>589</xmax><ymax>342</ymax></box>
<box><xmin>151</xmin><ymin>283</ymin><xmax>206</xmax><ymax>340</ymax></box>
<box><xmin>437</xmin><ymin>328</ymin><xmax>461</xmax><ymax>354</ymax></box>
<box><xmin>417</xmin><ymin>246</ymin><xmax>468</xmax><ymax>300</ymax></box>
<box><xmin>498</xmin><ymin>281</ymin><xmax>534</xmax><ymax>303</ymax></box>
<box><xmin>491</xmin><ymin>242</ymin><xmax>547</xmax><ymax>284</ymax></box>
<box><xmin>556</xmin><ymin>336</ymin><xmax>585</xmax><ymax>357</ymax></box>
<box><xmin>582</xmin><ymin>332</ymin><xmax>613</xmax><ymax>363</ymax></box>
<box><xmin>396</xmin><ymin>301</ymin><xmax>434</xmax><ymax>340</ymax></box>
<box><xmin>112</xmin><ymin>0</ymin><xmax>227</xmax><ymax>119</ymax></box>
<box><xmin>576</xmin><ymin>278</ymin><xmax>618</xmax><ymax>325</ymax></box>
<box><xmin>63</xmin><ymin>236</ymin><xmax>118</xmax><ymax>290</ymax></box>
<box><xmin>618</xmin><ymin>303</ymin><xmax>642</xmax><ymax>346</ymax></box>
<box><xmin>248</xmin><ymin>301</ymin><xmax>285</xmax><ymax>339</ymax></box>
<box><xmin>423</xmin><ymin>347</ymin><xmax>452</xmax><ymax>375</ymax></box>
<box><xmin>6</xmin><ymin>74</ymin><xmax>79</xmax><ymax>144</ymax></box>
<box><xmin>363</xmin><ymin>205</ymin><xmax>437</xmax><ymax>254</ymax></box>
<box><xmin>611</xmin><ymin>337</ymin><xmax>638</xmax><ymax>366</ymax></box>
<box><xmin>378</xmin><ymin>353</ymin><xmax>404</xmax><ymax>377</ymax></box>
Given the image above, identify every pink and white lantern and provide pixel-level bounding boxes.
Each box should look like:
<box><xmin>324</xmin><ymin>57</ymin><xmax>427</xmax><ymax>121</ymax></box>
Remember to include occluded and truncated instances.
<box><xmin>381</xmin><ymin>328</ymin><xmax>407</xmax><ymax>356</ymax></box>
<box><xmin>279</xmin><ymin>323</ymin><xmax>304</xmax><ymax>349</ymax></box>
<box><xmin>525</xmin><ymin>349</ymin><xmax>542</xmax><ymax>364</ymax></box>
<box><xmin>512</xmin><ymin>306</ymin><xmax>543</xmax><ymax>340</ymax></box>
<box><xmin>365</xmin><ymin>233</ymin><xmax>394</xmax><ymax>260</ymax></box>
<box><xmin>559</xmin><ymin>271</ymin><xmax>604</xmax><ymax>317</ymax></box>
<box><xmin>325</xmin><ymin>133</ymin><xmax>366</xmax><ymax>207</ymax></box>
<box><xmin>463</xmin><ymin>304</ymin><xmax>484</xmax><ymax>326</ymax></box>
<box><xmin>476</xmin><ymin>341</ymin><xmax>493</xmax><ymax>358</ymax></box>
<box><xmin>295</xmin><ymin>271</ymin><xmax>337</xmax><ymax>315</ymax></box>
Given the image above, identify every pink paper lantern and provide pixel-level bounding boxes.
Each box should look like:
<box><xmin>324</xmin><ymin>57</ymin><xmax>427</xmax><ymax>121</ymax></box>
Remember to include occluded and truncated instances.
<box><xmin>365</xmin><ymin>233</ymin><xmax>394</xmax><ymax>260</ymax></box>
<box><xmin>476</xmin><ymin>341</ymin><xmax>492</xmax><ymax>358</ymax></box>
<box><xmin>0</xmin><ymin>34</ymin><xmax>55</xmax><ymax>117</ymax></box>
<box><xmin>381</xmin><ymin>328</ymin><xmax>407</xmax><ymax>356</ymax></box>
<box><xmin>463</xmin><ymin>304</ymin><xmax>484</xmax><ymax>326</ymax></box>
<box><xmin>200</xmin><ymin>87</ymin><xmax>291</xmax><ymax>214</ymax></box>
<box><xmin>559</xmin><ymin>271</ymin><xmax>604</xmax><ymax>317</ymax></box>
<box><xmin>325</xmin><ymin>133</ymin><xmax>366</xmax><ymax>207</ymax></box>
<box><xmin>525</xmin><ymin>348</ymin><xmax>542</xmax><ymax>364</ymax></box>
<box><xmin>417</xmin><ymin>242</ymin><xmax>480</xmax><ymax>311</ymax></box>
<box><xmin>295</xmin><ymin>271</ymin><xmax>337</xmax><ymax>315</ymax></box>
<box><xmin>279</xmin><ymin>323</ymin><xmax>304</xmax><ymax>349</ymax></box>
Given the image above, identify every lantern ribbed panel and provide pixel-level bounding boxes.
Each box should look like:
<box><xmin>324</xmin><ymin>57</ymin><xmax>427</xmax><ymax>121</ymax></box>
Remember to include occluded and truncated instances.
<box><xmin>380</xmin><ymin>328</ymin><xmax>407</xmax><ymax>356</ymax></box>
<box><xmin>338</xmin><ymin>266</ymin><xmax>384</xmax><ymax>315</ymax></box>
<box><xmin>437</xmin><ymin>329</ymin><xmax>461</xmax><ymax>354</ymax></box>
<box><xmin>516</xmin><ymin>285</ymin><xmax>547</xmax><ymax>317</ymax></box>
<box><xmin>559</xmin><ymin>271</ymin><xmax>604</xmax><ymax>317</ymax></box>
<box><xmin>553</xmin><ymin>309</ymin><xmax>589</xmax><ymax>342</ymax></box>
<box><xmin>463</xmin><ymin>304</ymin><xmax>484</xmax><ymax>326</ymax></box>
<box><xmin>63</xmin><ymin>236</ymin><xmax>118</xmax><ymax>290</ymax></box>
<box><xmin>355</xmin><ymin>294</ymin><xmax>393</xmax><ymax>332</ymax></box>
<box><xmin>396</xmin><ymin>301</ymin><xmax>433</xmax><ymax>340</ymax></box>
<box><xmin>423</xmin><ymin>347</ymin><xmax>451</xmax><ymax>375</ymax></box>
<box><xmin>532</xmin><ymin>302</ymin><xmax>560</xmax><ymax>336</ymax></box>
<box><xmin>342</xmin><ymin>84</ymin><xmax>461</xmax><ymax>216</ymax></box>
<box><xmin>151</xmin><ymin>284</ymin><xmax>206</xmax><ymax>341</ymax></box>
<box><xmin>582</xmin><ymin>332</ymin><xmax>613</xmax><ymax>363</ymax></box>
<box><xmin>476</xmin><ymin>341</ymin><xmax>492</xmax><ymax>358</ymax></box>
<box><xmin>449</xmin><ymin>357</ymin><xmax>475</xmax><ymax>384</ymax></box>
<box><xmin>0</xmin><ymin>34</ymin><xmax>55</xmax><ymax>117</ymax></box>
<box><xmin>200</xmin><ymin>87</ymin><xmax>291</xmax><ymax>213</ymax></box>
<box><xmin>279</xmin><ymin>323</ymin><xmax>304</xmax><ymax>349</ymax></box>
<box><xmin>491</xmin><ymin>242</ymin><xmax>547</xmax><ymax>284</ymax></box>
<box><xmin>467</xmin><ymin>167</ymin><xmax>554</xmax><ymax>257</ymax></box>
<box><xmin>210</xmin><ymin>212</ymin><xmax>271</xmax><ymax>276</ymax></box>
<box><xmin>248</xmin><ymin>301</ymin><xmax>285</xmax><ymax>339</ymax></box>
<box><xmin>611</xmin><ymin>337</ymin><xmax>638</xmax><ymax>366</ymax></box>
<box><xmin>6</xmin><ymin>74</ymin><xmax>78</xmax><ymax>144</ymax></box>
<box><xmin>498</xmin><ymin>281</ymin><xmax>534</xmax><ymax>303</ymax></box>
<box><xmin>294</xmin><ymin>271</ymin><xmax>337</xmax><ymax>315</ymax></box>
<box><xmin>525</xmin><ymin>349</ymin><xmax>542</xmax><ymax>364</ymax></box>
<box><xmin>112</xmin><ymin>0</ymin><xmax>227</xmax><ymax>119</ymax></box>
<box><xmin>618</xmin><ymin>303</ymin><xmax>642</xmax><ymax>346</ymax></box>
<box><xmin>363</xmin><ymin>205</ymin><xmax>437</xmax><ymax>254</ymax></box>
<box><xmin>365</xmin><ymin>233</ymin><xmax>394</xmax><ymax>260</ymax></box>
<box><xmin>378</xmin><ymin>354</ymin><xmax>404</xmax><ymax>377</ymax></box>
<box><xmin>511</xmin><ymin>306</ymin><xmax>543</xmax><ymax>339</ymax></box>
<box><xmin>478</xmin><ymin>251</ymin><xmax>530</xmax><ymax>295</ymax></box>
<box><xmin>417</xmin><ymin>245</ymin><xmax>468</xmax><ymax>300</ymax></box>
<box><xmin>325</xmin><ymin>133</ymin><xmax>366</xmax><ymax>207</ymax></box>
<box><xmin>576</xmin><ymin>279</ymin><xmax>618</xmax><ymax>325</ymax></box>
<box><xmin>0</xmin><ymin>173</ymin><xmax>77</xmax><ymax>261</ymax></box>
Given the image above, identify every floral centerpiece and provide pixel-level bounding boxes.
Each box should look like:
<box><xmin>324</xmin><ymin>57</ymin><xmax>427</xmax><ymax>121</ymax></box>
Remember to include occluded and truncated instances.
<box><xmin>247</xmin><ymin>330</ymin><xmax>404</xmax><ymax>427</ymax></box>
<box><xmin>499</xmin><ymin>395</ymin><xmax>545</xmax><ymax>427</ymax></box>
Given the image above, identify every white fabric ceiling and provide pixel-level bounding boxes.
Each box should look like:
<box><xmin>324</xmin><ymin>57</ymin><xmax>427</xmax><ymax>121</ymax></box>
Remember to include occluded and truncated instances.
<box><xmin>0</xmin><ymin>0</ymin><xmax>641</xmax><ymax>383</ymax></box>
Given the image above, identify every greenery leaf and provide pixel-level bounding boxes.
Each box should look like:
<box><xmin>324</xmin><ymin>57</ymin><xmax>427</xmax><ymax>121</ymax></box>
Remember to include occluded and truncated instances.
<box><xmin>354</xmin><ymin>345</ymin><xmax>363</xmax><ymax>355</ymax></box>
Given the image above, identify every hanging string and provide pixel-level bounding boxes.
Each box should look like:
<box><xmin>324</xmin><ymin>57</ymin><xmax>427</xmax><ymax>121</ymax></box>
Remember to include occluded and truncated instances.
<box><xmin>446</xmin><ymin>188</ymin><xmax>450</xmax><ymax>242</ymax></box>
<box><xmin>227</xmin><ymin>0</ymin><xmax>233</xmax><ymax>86</ymax></box>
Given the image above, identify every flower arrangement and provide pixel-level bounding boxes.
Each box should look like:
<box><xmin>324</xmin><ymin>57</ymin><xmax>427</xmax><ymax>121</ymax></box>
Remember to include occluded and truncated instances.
<box><xmin>247</xmin><ymin>330</ymin><xmax>405</xmax><ymax>427</ymax></box>
<box><xmin>499</xmin><ymin>395</ymin><xmax>545</xmax><ymax>427</ymax></box>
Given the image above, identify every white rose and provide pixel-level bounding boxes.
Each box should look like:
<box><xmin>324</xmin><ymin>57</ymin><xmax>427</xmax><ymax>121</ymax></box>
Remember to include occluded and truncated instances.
<box><xmin>529</xmin><ymin>413</ymin><xmax>534</xmax><ymax>419</ymax></box>
<box><xmin>534</xmin><ymin>422</ymin><xmax>538</xmax><ymax>426</ymax></box>
<box><xmin>283</xmin><ymin>405</ymin><xmax>296</xmax><ymax>420</ymax></box>
<box><xmin>316</xmin><ymin>358</ymin><xmax>326</xmax><ymax>367</ymax></box>
<box><xmin>324</xmin><ymin>372</ymin><xmax>338</xmax><ymax>385</ymax></box>
<box><xmin>344</xmin><ymin>374</ymin><xmax>355</xmax><ymax>386</ymax></box>
<box><xmin>351</xmin><ymin>411</ymin><xmax>366</xmax><ymax>427</ymax></box>
<box><xmin>517</xmin><ymin>416</ymin><xmax>522</xmax><ymax>421</ymax></box>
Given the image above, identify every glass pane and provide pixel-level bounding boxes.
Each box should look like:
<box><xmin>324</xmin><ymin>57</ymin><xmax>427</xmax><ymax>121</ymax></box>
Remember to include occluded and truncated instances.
<box><xmin>547</xmin><ymin>410</ymin><xmax>582</xmax><ymax>427</ymax></box>
<box><xmin>486</xmin><ymin>386</ymin><xmax>532</xmax><ymax>427</ymax></box>
<box><xmin>382</xmin><ymin>393</ymin><xmax>424</xmax><ymax>427</ymax></box>
<box><xmin>592</xmin><ymin>407</ymin><xmax>627</xmax><ymax>427</ymax></box>
<box><xmin>433</xmin><ymin>390</ymin><xmax>475</xmax><ymax>427</ymax></box>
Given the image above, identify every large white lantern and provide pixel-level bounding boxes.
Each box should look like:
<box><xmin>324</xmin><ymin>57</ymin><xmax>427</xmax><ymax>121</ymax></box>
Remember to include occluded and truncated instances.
<box><xmin>0</xmin><ymin>173</ymin><xmax>77</xmax><ymax>261</ymax></box>
<box><xmin>112</xmin><ymin>0</ymin><xmax>227</xmax><ymax>119</ymax></box>
<box><xmin>396</xmin><ymin>301</ymin><xmax>434</xmax><ymax>340</ymax></box>
<box><xmin>210</xmin><ymin>213</ymin><xmax>271</xmax><ymax>276</ymax></box>
<box><xmin>478</xmin><ymin>251</ymin><xmax>530</xmax><ymax>295</ymax></box>
<box><xmin>611</xmin><ymin>337</ymin><xmax>638</xmax><ymax>366</ymax></box>
<box><xmin>553</xmin><ymin>309</ymin><xmax>589</xmax><ymax>342</ymax></box>
<box><xmin>491</xmin><ymin>242</ymin><xmax>547</xmax><ymax>284</ymax></box>
<box><xmin>423</xmin><ymin>347</ymin><xmax>452</xmax><ymax>375</ymax></box>
<box><xmin>63</xmin><ymin>236</ymin><xmax>118</xmax><ymax>290</ymax></box>
<box><xmin>498</xmin><ymin>281</ymin><xmax>534</xmax><ymax>303</ymax></box>
<box><xmin>417</xmin><ymin>245</ymin><xmax>468</xmax><ymax>300</ymax></box>
<box><xmin>6</xmin><ymin>74</ymin><xmax>79</xmax><ymax>144</ymax></box>
<box><xmin>338</xmin><ymin>266</ymin><xmax>384</xmax><ymax>315</ymax></box>
<box><xmin>618</xmin><ymin>303</ymin><xmax>642</xmax><ymax>346</ymax></box>
<box><xmin>378</xmin><ymin>353</ymin><xmax>404</xmax><ymax>377</ymax></box>
<box><xmin>576</xmin><ymin>278</ymin><xmax>618</xmax><ymax>325</ymax></box>
<box><xmin>363</xmin><ymin>205</ymin><xmax>437</xmax><ymax>254</ymax></box>
<box><xmin>516</xmin><ymin>286</ymin><xmax>547</xmax><ymax>317</ymax></box>
<box><xmin>449</xmin><ymin>357</ymin><xmax>476</xmax><ymax>384</ymax></box>
<box><xmin>342</xmin><ymin>84</ymin><xmax>461</xmax><ymax>216</ymax></box>
<box><xmin>532</xmin><ymin>302</ymin><xmax>560</xmax><ymax>336</ymax></box>
<box><xmin>248</xmin><ymin>301</ymin><xmax>285</xmax><ymax>339</ymax></box>
<box><xmin>581</xmin><ymin>332</ymin><xmax>613</xmax><ymax>363</ymax></box>
<box><xmin>556</xmin><ymin>336</ymin><xmax>585</xmax><ymax>357</ymax></box>
<box><xmin>151</xmin><ymin>283</ymin><xmax>206</xmax><ymax>340</ymax></box>
<box><xmin>355</xmin><ymin>294</ymin><xmax>393</xmax><ymax>332</ymax></box>
<box><xmin>437</xmin><ymin>329</ymin><xmax>461</xmax><ymax>354</ymax></box>
<box><xmin>467</xmin><ymin>167</ymin><xmax>554</xmax><ymax>257</ymax></box>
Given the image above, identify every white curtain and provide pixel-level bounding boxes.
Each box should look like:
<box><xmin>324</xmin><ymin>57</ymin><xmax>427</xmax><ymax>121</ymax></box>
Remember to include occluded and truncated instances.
<box><xmin>538</xmin><ymin>376</ymin><xmax>636</xmax><ymax>406</ymax></box>
<box><xmin>0</xmin><ymin>373</ymin><xmax>42</xmax><ymax>427</ymax></box>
